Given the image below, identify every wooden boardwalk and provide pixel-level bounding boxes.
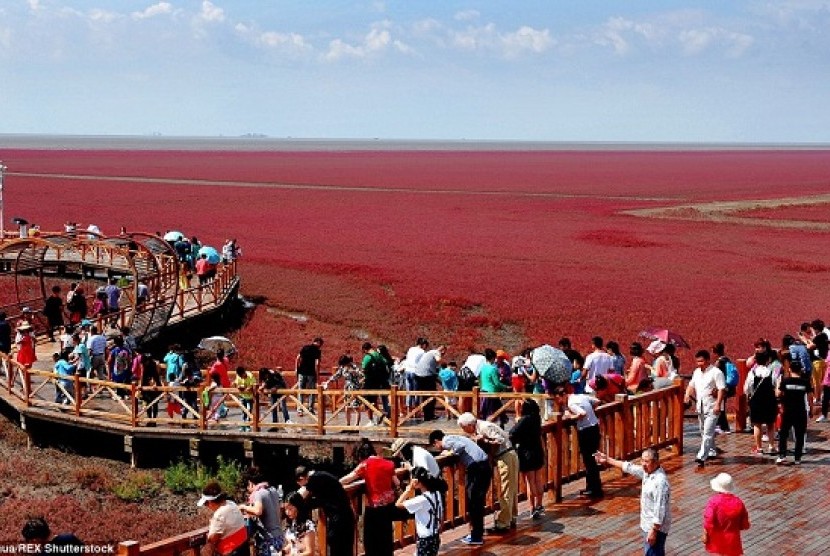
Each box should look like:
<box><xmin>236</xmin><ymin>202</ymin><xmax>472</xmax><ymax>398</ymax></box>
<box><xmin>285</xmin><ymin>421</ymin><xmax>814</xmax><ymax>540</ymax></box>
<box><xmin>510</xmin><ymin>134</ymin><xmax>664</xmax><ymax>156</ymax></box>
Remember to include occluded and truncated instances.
<box><xmin>396</xmin><ymin>419</ymin><xmax>829</xmax><ymax>556</ymax></box>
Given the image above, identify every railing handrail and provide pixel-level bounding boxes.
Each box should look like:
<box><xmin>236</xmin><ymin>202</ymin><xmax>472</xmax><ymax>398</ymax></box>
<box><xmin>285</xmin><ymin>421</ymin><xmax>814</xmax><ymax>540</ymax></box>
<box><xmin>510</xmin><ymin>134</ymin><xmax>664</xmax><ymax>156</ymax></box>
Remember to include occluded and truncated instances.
<box><xmin>113</xmin><ymin>380</ymin><xmax>685</xmax><ymax>556</ymax></box>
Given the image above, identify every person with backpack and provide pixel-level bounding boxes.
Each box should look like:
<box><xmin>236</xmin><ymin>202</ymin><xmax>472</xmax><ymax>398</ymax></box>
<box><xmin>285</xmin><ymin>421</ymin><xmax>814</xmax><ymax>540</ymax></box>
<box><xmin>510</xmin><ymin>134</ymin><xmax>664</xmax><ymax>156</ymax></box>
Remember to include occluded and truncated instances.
<box><xmin>361</xmin><ymin>342</ymin><xmax>391</xmax><ymax>426</ymax></box>
<box><xmin>396</xmin><ymin>466</ymin><xmax>446</xmax><ymax>556</ymax></box>
<box><xmin>712</xmin><ymin>343</ymin><xmax>738</xmax><ymax>434</ymax></box>
<box><xmin>239</xmin><ymin>467</ymin><xmax>284</xmax><ymax>556</ymax></box>
<box><xmin>107</xmin><ymin>336</ymin><xmax>132</xmax><ymax>399</ymax></box>
<box><xmin>744</xmin><ymin>350</ymin><xmax>779</xmax><ymax>456</ymax></box>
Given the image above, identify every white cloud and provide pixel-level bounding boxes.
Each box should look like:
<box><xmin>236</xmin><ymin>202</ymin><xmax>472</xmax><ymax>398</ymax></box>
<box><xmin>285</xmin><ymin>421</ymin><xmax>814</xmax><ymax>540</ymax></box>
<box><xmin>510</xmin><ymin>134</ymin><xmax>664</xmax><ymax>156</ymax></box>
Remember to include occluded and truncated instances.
<box><xmin>132</xmin><ymin>2</ymin><xmax>173</xmax><ymax>21</ymax></box>
<box><xmin>322</xmin><ymin>24</ymin><xmax>412</xmax><ymax>61</ymax></box>
<box><xmin>451</xmin><ymin>23</ymin><xmax>553</xmax><ymax>58</ymax></box>
<box><xmin>454</xmin><ymin>10</ymin><xmax>480</xmax><ymax>22</ymax></box>
<box><xmin>594</xmin><ymin>16</ymin><xmax>661</xmax><ymax>56</ymax></box>
<box><xmin>591</xmin><ymin>13</ymin><xmax>753</xmax><ymax>58</ymax></box>
<box><xmin>259</xmin><ymin>31</ymin><xmax>311</xmax><ymax>52</ymax></box>
<box><xmin>678</xmin><ymin>27</ymin><xmax>754</xmax><ymax>57</ymax></box>
<box><xmin>199</xmin><ymin>1</ymin><xmax>225</xmax><ymax>23</ymax></box>
<box><xmin>27</xmin><ymin>0</ymin><xmax>41</xmax><ymax>11</ymax></box>
<box><xmin>88</xmin><ymin>9</ymin><xmax>118</xmax><ymax>24</ymax></box>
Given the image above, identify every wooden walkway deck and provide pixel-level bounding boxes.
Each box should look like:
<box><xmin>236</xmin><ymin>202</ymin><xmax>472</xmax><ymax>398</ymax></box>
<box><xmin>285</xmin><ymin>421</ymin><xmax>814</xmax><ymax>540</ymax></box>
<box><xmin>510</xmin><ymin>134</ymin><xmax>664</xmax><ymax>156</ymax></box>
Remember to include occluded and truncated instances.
<box><xmin>396</xmin><ymin>419</ymin><xmax>829</xmax><ymax>556</ymax></box>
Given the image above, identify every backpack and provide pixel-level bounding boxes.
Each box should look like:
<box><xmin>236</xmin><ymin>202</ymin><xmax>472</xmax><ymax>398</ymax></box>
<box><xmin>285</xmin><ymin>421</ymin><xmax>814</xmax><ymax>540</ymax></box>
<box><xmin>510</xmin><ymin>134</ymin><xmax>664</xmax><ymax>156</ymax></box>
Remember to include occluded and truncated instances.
<box><xmin>724</xmin><ymin>360</ymin><xmax>739</xmax><ymax>388</ymax></box>
<box><xmin>114</xmin><ymin>349</ymin><xmax>130</xmax><ymax>376</ymax></box>
<box><xmin>363</xmin><ymin>353</ymin><xmax>388</xmax><ymax>386</ymax></box>
<box><xmin>457</xmin><ymin>366</ymin><xmax>477</xmax><ymax>391</ymax></box>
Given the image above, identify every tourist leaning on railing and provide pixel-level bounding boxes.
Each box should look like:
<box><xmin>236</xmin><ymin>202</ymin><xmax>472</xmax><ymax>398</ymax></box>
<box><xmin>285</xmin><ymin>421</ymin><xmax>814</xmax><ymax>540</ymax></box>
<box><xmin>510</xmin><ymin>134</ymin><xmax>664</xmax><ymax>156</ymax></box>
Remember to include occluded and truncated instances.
<box><xmin>197</xmin><ymin>481</ymin><xmax>249</xmax><ymax>556</ymax></box>
<box><xmin>340</xmin><ymin>438</ymin><xmax>399</xmax><ymax>556</ymax></box>
<box><xmin>296</xmin><ymin>465</ymin><xmax>355</xmax><ymax>556</ymax></box>
<box><xmin>428</xmin><ymin>429</ymin><xmax>490</xmax><ymax>546</ymax></box>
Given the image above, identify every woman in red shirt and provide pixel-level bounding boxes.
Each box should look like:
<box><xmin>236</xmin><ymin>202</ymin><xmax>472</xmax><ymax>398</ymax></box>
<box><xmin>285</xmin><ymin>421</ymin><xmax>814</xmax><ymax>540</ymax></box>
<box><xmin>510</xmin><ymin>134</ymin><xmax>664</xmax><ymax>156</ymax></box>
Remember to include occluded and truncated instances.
<box><xmin>341</xmin><ymin>438</ymin><xmax>400</xmax><ymax>556</ymax></box>
<box><xmin>703</xmin><ymin>473</ymin><xmax>750</xmax><ymax>556</ymax></box>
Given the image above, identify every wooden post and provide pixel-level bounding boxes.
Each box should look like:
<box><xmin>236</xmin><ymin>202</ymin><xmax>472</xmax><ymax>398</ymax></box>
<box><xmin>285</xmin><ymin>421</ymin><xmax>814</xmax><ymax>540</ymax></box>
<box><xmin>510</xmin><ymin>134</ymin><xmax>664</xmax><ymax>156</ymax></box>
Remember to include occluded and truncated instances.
<box><xmin>615</xmin><ymin>393</ymin><xmax>630</xmax><ymax>460</ymax></box>
<box><xmin>73</xmin><ymin>374</ymin><xmax>82</xmax><ymax>416</ymax></box>
<box><xmin>552</xmin><ymin>413</ymin><xmax>563</xmax><ymax>502</ymax></box>
<box><xmin>130</xmin><ymin>383</ymin><xmax>138</xmax><ymax>428</ymax></box>
<box><xmin>198</xmin><ymin>386</ymin><xmax>207</xmax><ymax>430</ymax></box>
<box><xmin>672</xmin><ymin>379</ymin><xmax>684</xmax><ymax>456</ymax></box>
<box><xmin>252</xmin><ymin>392</ymin><xmax>260</xmax><ymax>433</ymax></box>
<box><xmin>117</xmin><ymin>540</ymin><xmax>140</xmax><ymax>556</ymax></box>
<box><xmin>471</xmin><ymin>387</ymin><xmax>480</xmax><ymax>418</ymax></box>
<box><xmin>390</xmin><ymin>385</ymin><xmax>399</xmax><ymax>438</ymax></box>
<box><xmin>735</xmin><ymin>358</ymin><xmax>749</xmax><ymax>432</ymax></box>
<box><xmin>23</xmin><ymin>367</ymin><xmax>31</xmax><ymax>407</ymax></box>
<box><xmin>316</xmin><ymin>384</ymin><xmax>325</xmax><ymax>435</ymax></box>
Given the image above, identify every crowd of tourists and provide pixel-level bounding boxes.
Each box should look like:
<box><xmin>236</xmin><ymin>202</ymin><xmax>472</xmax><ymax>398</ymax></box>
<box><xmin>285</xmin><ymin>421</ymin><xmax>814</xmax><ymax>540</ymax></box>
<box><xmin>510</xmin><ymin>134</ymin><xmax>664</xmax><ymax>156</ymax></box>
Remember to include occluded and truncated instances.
<box><xmin>5</xmin><ymin>305</ymin><xmax>829</xmax><ymax>556</ymax></box>
<box><xmin>207</xmin><ymin>318</ymin><xmax>823</xmax><ymax>556</ymax></box>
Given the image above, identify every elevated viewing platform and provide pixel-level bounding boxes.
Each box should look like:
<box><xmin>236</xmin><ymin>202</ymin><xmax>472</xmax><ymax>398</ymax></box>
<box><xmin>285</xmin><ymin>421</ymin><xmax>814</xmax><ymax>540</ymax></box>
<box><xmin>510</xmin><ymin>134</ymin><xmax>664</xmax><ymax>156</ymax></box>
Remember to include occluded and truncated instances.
<box><xmin>0</xmin><ymin>230</ymin><xmax>240</xmax><ymax>346</ymax></box>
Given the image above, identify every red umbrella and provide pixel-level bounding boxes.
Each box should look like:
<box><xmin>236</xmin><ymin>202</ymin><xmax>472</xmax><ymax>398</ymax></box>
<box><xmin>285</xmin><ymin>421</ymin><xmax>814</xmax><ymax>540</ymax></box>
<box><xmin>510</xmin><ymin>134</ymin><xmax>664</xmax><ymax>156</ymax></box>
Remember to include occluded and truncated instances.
<box><xmin>640</xmin><ymin>327</ymin><xmax>690</xmax><ymax>349</ymax></box>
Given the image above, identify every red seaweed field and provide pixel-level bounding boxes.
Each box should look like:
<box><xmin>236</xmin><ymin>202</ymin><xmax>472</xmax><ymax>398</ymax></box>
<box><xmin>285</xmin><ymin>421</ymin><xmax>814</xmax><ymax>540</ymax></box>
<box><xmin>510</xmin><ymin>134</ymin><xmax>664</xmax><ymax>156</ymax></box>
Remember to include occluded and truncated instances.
<box><xmin>2</xmin><ymin>147</ymin><xmax>830</xmax><ymax>369</ymax></box>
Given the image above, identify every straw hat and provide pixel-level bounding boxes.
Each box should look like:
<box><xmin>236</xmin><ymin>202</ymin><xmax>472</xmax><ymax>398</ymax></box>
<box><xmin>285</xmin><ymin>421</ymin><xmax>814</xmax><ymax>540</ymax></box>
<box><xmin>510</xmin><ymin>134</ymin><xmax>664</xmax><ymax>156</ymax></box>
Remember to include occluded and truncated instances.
<box><xmin>710</xmin><ymin>473</ymin><xmax>734</xmax><ymax>494</ymax></box>
<box><xmin>388</xmin><ymin>438</ymin><xmax>410</xmax><ymax>457</ymax></box>
<box><xmin>16</xmin><ymin>322</ymin><xmax>32</xmax><ymax>332</ymax></box>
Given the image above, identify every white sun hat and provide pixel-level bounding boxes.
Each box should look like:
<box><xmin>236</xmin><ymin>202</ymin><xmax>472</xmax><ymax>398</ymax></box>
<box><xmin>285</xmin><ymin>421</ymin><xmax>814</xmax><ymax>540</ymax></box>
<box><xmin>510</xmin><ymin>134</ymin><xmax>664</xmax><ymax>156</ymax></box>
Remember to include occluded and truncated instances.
<box><xmin>710</xmin><ymin>473</ymin><xmax>734</xmax><ymax>494</ymax></box>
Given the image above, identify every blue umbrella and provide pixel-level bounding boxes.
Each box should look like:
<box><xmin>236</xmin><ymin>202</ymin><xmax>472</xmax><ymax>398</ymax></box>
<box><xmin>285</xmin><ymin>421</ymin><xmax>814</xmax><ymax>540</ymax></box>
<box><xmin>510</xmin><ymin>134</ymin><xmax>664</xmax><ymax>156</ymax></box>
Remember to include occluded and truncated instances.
<box><xmin>198</xmin><ymin>245</ymin><xmax>221</xmax><ymax>264</ymax></box>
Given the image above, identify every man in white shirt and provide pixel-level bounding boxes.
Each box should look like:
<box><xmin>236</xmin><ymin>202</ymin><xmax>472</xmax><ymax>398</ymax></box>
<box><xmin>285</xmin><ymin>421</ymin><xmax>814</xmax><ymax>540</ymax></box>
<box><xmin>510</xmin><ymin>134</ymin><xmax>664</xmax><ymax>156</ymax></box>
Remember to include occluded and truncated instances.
<box><xmin>595</xmin><ymin>448</ymin><xmax>671</xmax><ymax>556</ymax></box>
<box><xmin>583</xmin><ymin>336</ymin><xmax>614</xmax><ymax>384</ymax></box>
<box><xmin>403</xmin><ymin>337</ymin><xmax>428</xmax><ymax>416</ymax></box>
<box><xmin>414</xmin><ymin>345</ymin><xmax>445</xmax><ymax>421</ymax></box>
<box><xmin>684</xmin><ymin>350</ymin><xmax>726</xmax><ymax>467</ymax></box>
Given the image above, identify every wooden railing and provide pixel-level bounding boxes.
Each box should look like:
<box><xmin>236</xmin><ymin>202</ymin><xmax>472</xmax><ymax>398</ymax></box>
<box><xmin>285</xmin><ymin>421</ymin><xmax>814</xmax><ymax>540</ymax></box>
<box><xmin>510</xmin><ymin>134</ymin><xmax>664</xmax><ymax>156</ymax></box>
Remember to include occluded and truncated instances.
<box><xmin>0</xmin><ymin>260</ymin><xmax>237</xmax><ymax>342</ymax></box>
<box><xmin>115</xmin><ymin>382</ymin><xmax>684</xmax><ymax>556</ymax></box>
<box><xmin>0</xmin><ymin>355</ymin><xmax>685</xmax><ymax>439</ymax></box>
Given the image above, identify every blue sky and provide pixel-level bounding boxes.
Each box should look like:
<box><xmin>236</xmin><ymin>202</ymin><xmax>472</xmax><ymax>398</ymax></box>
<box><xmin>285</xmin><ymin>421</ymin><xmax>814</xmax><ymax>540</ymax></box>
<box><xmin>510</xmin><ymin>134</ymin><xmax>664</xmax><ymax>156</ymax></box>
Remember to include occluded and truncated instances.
<box><xmin>1</xmin><ymin>0</ymin><xmax>829</xmax><ymax>142</ymax></box>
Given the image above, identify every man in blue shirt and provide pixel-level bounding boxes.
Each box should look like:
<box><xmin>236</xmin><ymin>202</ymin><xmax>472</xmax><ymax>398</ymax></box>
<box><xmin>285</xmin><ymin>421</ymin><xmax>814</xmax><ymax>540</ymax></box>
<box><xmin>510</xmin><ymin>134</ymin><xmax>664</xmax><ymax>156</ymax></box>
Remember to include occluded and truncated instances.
<box><xmin>429</xmin><ymin>430</ymin><xmax>491</xmax><ymax>545</ymax></box>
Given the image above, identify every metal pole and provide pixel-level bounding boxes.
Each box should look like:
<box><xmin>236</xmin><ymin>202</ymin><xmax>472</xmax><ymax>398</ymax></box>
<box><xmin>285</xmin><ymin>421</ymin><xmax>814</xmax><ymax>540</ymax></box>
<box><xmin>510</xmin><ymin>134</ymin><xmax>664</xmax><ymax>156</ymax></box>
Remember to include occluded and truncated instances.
<box><xmin>0</xmin><ymin>161</ymin><xmax>5</xmax><ymax>239</ymax></box>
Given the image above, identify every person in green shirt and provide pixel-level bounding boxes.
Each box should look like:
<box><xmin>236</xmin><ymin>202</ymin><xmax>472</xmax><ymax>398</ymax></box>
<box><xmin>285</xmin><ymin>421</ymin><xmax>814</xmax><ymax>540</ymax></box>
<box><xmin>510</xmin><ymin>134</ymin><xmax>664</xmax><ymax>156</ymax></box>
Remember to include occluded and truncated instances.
<box><xmin>479</xmin><ymin>348</ymin><xmax>510</xmax><ymax>426</ymax></box>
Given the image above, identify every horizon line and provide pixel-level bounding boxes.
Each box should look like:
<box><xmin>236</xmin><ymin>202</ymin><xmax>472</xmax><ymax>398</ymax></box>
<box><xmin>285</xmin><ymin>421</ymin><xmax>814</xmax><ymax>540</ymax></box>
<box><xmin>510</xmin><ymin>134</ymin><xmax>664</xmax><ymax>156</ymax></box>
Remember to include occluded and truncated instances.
<box><xmin>1</xmin><ymin>133</ymin><xmax>829</xmax><ymax>152</ymax></box>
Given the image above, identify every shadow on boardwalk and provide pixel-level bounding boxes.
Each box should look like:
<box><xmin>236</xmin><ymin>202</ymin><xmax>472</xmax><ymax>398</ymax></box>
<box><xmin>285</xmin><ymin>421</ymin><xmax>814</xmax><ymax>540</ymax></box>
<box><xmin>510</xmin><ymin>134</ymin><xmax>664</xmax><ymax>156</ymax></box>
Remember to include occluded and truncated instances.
<box><xmin>401</xmin><ymin>421</ymin><xmax>830</xmax><ymax>556</ymax></box>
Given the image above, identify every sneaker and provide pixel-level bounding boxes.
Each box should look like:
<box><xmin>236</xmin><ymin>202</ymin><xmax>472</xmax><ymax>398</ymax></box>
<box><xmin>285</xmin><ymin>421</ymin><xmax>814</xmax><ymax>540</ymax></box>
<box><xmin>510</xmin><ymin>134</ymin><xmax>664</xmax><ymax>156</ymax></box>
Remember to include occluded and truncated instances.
<box><xmin>460</xmin><ymin>535</ymin><xmax>484</xmax><ymax>546</ymax></box>
<box><xmin>714</xmin><ymin>427</ymin><xmax>722</xmax><ymax>435</ymax></box>
<box><xmin>794</xmin><ymin>459</ymin><xmax>802</xmax><ymax>465</ymax></box>
<box><xmin>531</xmin><ymin>508</ymin><xmax>542</xmax><ymax>520</ymax></box>
<box><xmin>486</xmin><ymin>526</ymin><xmax>509</xmax><ymax>535</ymax></box>
<box><xmin>285</xmin><ymin>419</ymin><xmax>294</xmax><ymax>425</ymax></box>
<box><xmin>708</xmin><ymin>448</ymin><xmax>718</xmax><ymax>458</ymax></box>
<box><xmin>816</xmin><ymin>416</ymin><xmax>827</xmax><ymax>423</ymax></box>
<box><xmin>776</xmin><ymin>457</ymin><xmax>786</xmax><ymax>465</ymax></box>
<box><xmin>762</xmin><ymin>434</ymin><xmax>769</xmax><ymax>442</ymax></box>
<box><xmin>363</xmin><ymin>421</ymin><xmax>376</xmax><ymax>427</ymax></box>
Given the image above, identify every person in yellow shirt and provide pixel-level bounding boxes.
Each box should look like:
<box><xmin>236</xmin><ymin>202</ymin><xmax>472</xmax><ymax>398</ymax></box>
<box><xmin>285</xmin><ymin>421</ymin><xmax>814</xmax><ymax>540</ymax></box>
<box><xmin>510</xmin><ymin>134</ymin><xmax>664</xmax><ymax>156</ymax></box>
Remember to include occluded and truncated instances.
<box><xmin>234</xmin><ymin>366</ymin><xmax>257</xmax><ymax>432</ymax></box>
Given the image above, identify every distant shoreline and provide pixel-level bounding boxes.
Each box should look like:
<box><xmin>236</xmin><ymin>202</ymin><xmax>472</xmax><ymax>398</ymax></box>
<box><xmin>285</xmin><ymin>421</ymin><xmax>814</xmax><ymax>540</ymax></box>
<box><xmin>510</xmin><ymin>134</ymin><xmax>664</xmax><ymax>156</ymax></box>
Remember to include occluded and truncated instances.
<box><xmin>1</xmin><ymin>134</ymin><xmax>829</xmax><ymax>152</ymax></box>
